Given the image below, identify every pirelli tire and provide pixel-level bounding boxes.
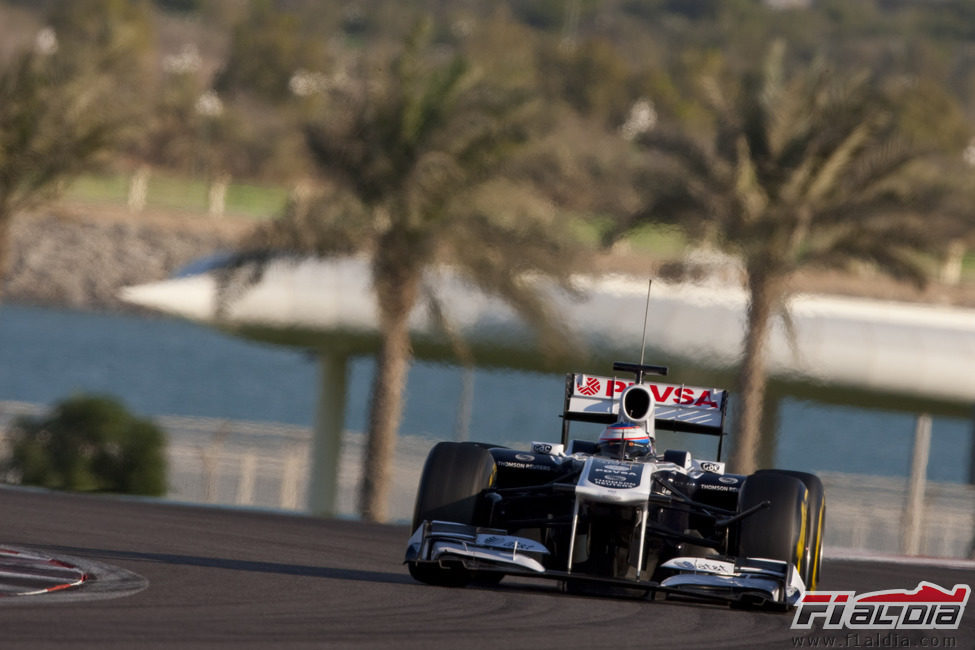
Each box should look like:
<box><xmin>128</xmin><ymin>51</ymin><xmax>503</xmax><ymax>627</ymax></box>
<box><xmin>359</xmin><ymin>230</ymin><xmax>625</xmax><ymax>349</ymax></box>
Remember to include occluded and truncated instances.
<box><xmin>736</xmin><ymin>471</ymin><xmax>809</xmax><ymax>591</ymax></box>
<box><xmin>758</xmin><ymin>470</ymin><xmax>825</xmax><ymax>590</ymax></box>
<box><xmin>408</xmin><ymin>441</ymin><xmax>497</xmax><ymax>587</ymax></box>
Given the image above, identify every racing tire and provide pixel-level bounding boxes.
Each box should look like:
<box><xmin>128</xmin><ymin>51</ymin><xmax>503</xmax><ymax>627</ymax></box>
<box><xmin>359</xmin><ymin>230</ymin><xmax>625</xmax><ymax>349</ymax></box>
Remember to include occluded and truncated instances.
<box><xmin>408</xmin><ymin>442</ymin><xmax>496</xmax><ymax>587</ymax></box>
<box><xmin>735</xmin><ymin>471</ymin><xmax>808</xmax><ymax>582</ymax></box>
<box><xmin>757</xmin><ymin>470</ymin><xmax>825</xmax><ymax>590</ymax></box>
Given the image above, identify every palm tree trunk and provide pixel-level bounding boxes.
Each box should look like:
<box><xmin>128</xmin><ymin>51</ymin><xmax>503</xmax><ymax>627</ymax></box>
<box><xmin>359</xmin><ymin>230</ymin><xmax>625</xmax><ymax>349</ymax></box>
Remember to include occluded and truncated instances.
<box><xmin>359</xmin><ymin>307</ymin><xmax>413</xmax><ymax>522</ymax></box>
<box><xmin>0</xmin><ymin>215</ymin><xmax>11</xmax><ymax>302</ymax></box>
<box><xmin>358</xmin><ymin>243</ymin><xmax>422</xmax><ymax>522</ymax></box>
<box><xmin>359</xmin><ymin>302</ymin><xmax>411</xmax><ymax>521</ymax></box>
<box><xmin>730</xmin><ymin>270</ymin><xmax>781</xmax><ymax>475</ymax></box>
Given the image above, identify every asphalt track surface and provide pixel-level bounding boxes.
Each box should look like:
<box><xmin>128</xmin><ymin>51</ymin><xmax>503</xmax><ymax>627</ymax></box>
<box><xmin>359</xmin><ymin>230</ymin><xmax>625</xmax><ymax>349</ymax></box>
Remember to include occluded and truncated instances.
<box><xmin>0</xmin><ymin>486</ymin><xmax>972</xmax><ymax>649</ymax></box>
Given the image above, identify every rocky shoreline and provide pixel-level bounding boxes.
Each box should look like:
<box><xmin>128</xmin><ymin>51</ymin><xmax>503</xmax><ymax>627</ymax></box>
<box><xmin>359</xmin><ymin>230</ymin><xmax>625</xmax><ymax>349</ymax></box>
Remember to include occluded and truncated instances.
<box><xmin>4</xmin><ymin>204</ymin><xmax>974</xmax><ymax>313</ymax></box>
<box><xmin>3</xmin><ymin>207</ymin><xmax>248</xmax><ymax>311</ymax></box>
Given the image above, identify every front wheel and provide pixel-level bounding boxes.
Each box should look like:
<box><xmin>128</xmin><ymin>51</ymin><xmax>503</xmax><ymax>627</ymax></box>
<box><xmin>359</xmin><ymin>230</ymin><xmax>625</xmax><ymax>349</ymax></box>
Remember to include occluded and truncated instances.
<box><xmin>735</xmin><ymin>471</ymin><xmax>808</xmax><ymax>582</ymax></box>
<box><xmin>759</xmin><ymin>470</ymin><xmax>825</xmax><ymax>590</ymax></box>
<box><xmin>407</xmin><ymin>442</ymin><xmax>496</xmax><ymax>587</ymax></box>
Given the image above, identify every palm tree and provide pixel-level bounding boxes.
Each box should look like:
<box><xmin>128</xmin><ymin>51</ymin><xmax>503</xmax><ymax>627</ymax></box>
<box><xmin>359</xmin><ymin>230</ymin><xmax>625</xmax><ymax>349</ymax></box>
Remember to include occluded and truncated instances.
<box><xmin>225</xmin><ymin>21</ymin><xmax>585</xmax><ymax>522</ymax></box>
<box><xmin>0</xmin><ymin>1</ymin><xmax>148</xmax><ymax>297</ymax></box>
<box><xmin>606</xmin><ymin>44</ymin><xmax>970</xmax><ymax>475</ymax></box>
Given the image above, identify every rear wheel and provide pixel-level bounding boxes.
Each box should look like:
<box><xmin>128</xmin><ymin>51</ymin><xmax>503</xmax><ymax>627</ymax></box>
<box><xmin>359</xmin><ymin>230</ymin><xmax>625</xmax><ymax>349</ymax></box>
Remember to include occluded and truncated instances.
<box><xmin>408</xmin><ymin>442</ymin><xmax>496</xmax><ymax>587</ymax></box>
<box><xmin>736</xmin><ymin>472</ymin><xmax>808</xmax><ymax>581</ymax></box>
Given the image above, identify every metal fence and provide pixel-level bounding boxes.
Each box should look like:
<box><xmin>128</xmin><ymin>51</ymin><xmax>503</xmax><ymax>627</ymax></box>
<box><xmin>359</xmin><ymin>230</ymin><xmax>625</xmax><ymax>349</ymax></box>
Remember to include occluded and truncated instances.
<box><xmin>1</xmin><ymin>401</ymin><xmax>972</xmax><ymax>559</ymax></box>
<box><xmin>820</xmin><ymin>472</ymin><xmax>975</xmax><ymax>558</ymax></box>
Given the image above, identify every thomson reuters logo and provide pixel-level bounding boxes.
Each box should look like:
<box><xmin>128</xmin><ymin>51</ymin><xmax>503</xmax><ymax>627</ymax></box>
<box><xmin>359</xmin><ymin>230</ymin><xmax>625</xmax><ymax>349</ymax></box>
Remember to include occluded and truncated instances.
<box><xmin>792</xmin><ymin>582</ymin><xmax>970</xmax><ymax>630</ymax></box>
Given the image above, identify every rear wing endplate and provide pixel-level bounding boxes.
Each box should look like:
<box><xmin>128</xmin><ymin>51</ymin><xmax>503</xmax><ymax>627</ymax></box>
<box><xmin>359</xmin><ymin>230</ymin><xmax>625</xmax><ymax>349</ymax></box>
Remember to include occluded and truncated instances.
<box><xmin>561</xmin><ymin>372</ymin><xmax>728</xmax><ymax>454</ymax></box>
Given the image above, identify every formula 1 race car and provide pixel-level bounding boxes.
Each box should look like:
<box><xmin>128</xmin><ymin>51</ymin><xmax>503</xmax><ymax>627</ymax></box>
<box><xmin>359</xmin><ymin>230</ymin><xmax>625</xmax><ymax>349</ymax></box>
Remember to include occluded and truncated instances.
<box><xmin>405</xmin><ymin>362</ymin><xmax>826</xmax><ymax>609</ymax></box>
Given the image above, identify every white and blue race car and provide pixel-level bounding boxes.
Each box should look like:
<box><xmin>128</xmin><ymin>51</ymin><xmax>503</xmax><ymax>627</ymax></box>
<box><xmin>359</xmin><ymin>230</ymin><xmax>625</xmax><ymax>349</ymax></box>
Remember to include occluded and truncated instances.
<box><xmin>406</xmin><ymin>362</ymin><xmax>825</xmax><ymax>609</ymax></box>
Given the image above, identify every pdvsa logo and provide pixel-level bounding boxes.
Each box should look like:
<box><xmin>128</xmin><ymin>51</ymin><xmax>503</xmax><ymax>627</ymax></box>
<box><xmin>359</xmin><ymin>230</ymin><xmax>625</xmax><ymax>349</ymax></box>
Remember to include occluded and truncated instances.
<box><xmin>577</xmin><ymin>376</ymin><xmax>601</xmax><ymax>396</ymax></box>
<box><xmin>573</xmin><ymin>376</ymin><xmax>721</xmax><ymax>407</ymax></box>
<box><xmin>792</xmin><ymin>582</ymin><xmax>970</xmax><ymax>630</ymax></box>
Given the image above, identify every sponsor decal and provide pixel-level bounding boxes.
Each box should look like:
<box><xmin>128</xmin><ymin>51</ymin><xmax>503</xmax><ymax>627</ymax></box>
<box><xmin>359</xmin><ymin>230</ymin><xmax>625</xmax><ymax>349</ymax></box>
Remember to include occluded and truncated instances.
<box><xmin>589</xmin><ymin>460</ymin><xmax>644</xmax><ymax>489</ymax></box>
<box><xmin>497</xmin><ymin>460</ymin><xmax>555</xmax><ymax>472</ymax></box>
<box><xmin>670</xmin><ymin>558</ymin><xmax>732</xmax><ymax>574</ymax></box>
<box><xmin>574</xmin><ymin>376</ymin><xmax>721</xmax><ymax>409</ymax></box>
<box><xmin>718</xmin><ymin>476</ymin><xmax>738</xmax><ymax>485</ymax></box>
<box><xmin>792</xmin><ymin>582</ymin><xmax>970</xmax><ymax>631</ymax></box>
<box><xmin>577</xmin><ymin>376</ymin><xmax>601</xmax><ymax>396</ymax></box>
<box><xmin>530</xmin><ymin>442</ymin><xmax>564</xmax><ymax>456</ymax></box>
<box><xmin>475</xmin><ymin>535</ymin><xmax>548</xmax><ymax>555</ymax></box>
<box><xmin>514</xmin><ymin>453</ymin><xmax>535</xmax><ymax>462</ymax></box>
<box><xmin>699</xmin><ymin>461</ymin><xmax>723</xmax><ymax>473</ymax></box>
<box><xmin>698</xmin><ymin>483</ymin><xmax>737</xmax><ymax>492</ymax></box>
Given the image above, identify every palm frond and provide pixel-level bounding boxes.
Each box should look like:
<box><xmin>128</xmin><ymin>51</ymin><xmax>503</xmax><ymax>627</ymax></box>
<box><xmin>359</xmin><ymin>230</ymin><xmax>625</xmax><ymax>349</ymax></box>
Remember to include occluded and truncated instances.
<box><xmin>812</xmin><ymin>182</ymin><xmax>948</xmax><ymax>232</ymax></box>
<box><xmin>422</xmin><ymin>283</ymin><xmax>474</xmax><ymax>367</ymax></box>
<box><xmin>442</xmin><ymin>181</ymin><xmax>582</xmax><ymax>279</ymax></box>
<box><xmin>799</xmin><ymin>212</ymin><xmax>939</xmax><ymax>285</ymax></box>
<box><xmin>405</xmin><ymin>54</ymin><xmax>470</xmax><ymax>149</ymax></box>
<box><xmin>602</xmin><ymin>178</ymin><xmax>708</xmax><ymax>245</ymax></box>
<box><xmin>456</xmin><ymin>255</ymin><xmax>581</xmax><ymax>361</ymax></box>
<box><xmin>215</xmin><ymin>188</ymin><xmax>380</xmax><ymax>316</ymax></box>
<box><xmin>831</xmin><ymin>141</ymin><xmax>935</xmax><ymax>203</ymax></box>
<box><xmin>803</xmin><ymin>121</ymin><xmax>873</xmax><ymax>204</ymax></box>
<box><xmin>637</xmin><ymin>129</ymin><xmax>724</xmax><ymax>187</ymax></box>
<box><xmin>803</xmin><ymin>238</ymin><xmax>930</xmax><ymax>288</ymax></box>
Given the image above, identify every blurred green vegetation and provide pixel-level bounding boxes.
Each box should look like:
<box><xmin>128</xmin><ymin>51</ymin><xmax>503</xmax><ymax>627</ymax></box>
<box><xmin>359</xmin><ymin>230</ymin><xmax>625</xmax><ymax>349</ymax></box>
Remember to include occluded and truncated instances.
<box><xmin>565</xmin><ymin>214</ymin><xmax>688</xmax><ymax>258</ymax></box>
<box><xmin>64</xmin><ymin>172</ymin><xmax>289</xmax><ymax>220</ymax></box>
<box><xmin>5</xmin><ymin>394</ymin><xmax>167</xmax><ymax>496</ymax></box>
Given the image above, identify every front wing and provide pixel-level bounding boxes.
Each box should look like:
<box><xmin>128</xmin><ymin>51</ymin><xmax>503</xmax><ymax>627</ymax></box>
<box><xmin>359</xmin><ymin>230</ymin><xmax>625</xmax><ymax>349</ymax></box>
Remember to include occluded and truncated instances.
<box><xmin>405</xmin><ymin>520</ymin><xmax>805</xmax><ymax>610</ymax></box>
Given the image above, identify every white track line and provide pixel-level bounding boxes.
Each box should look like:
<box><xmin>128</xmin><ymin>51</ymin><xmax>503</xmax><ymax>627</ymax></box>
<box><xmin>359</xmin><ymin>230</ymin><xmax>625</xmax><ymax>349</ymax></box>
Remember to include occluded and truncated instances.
<box><xmin>0</xmin><ymin>547</ymin><xmax>88</xmax><ymax>596</ymax></box>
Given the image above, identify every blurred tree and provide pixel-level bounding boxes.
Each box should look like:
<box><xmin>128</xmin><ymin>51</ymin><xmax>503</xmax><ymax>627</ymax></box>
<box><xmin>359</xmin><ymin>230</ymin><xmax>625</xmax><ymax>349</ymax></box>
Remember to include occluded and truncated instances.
<box><xmin>46</xmin><ymin>0</ymin><xmax>155</xmax><ymax>121</ymax></box>
<box><xmin>223</xmin><ymin>19</ymin><xmax>588</xmax><ymax>522</ymax></box>
<box><xmin>199</xmin><ymin>1</ymin><xmax>331</xmax><ymax>180</ymax></box>
<box><xmin>143</xmin><ymin>46</ymin><xmax>310</xmax><ymax>182</ymax></box>
<box><xmin>458</xmin><ymin>7</ymin><xmax>640</xmax><ymax>218</ymax></box>
<box><xmin>215</xmin><ymin>0</ymin><xmax>328</xmax><ymax>103</ymax></box>
<box><xmin>0</xmin><ymin>0</ymin><xmax>150</xmax><ymax>294</ymax></box>
<box><xmin>606</xmin><ymin>43</ymin><xmax>972</xmax><ymax>474</ymax></box>
<box><xmin>142</xmin><ymin>44</ymin><xmax>209</xmax><ymax>171</ymax></box>
<box><xmin>538</xmin><ymin>36</ymin><xmax>633</xmax><ymax>126</ymax></box>
<box><xmin>508</xmin><ymin>0</ymin><xmax>597</xmax><ymax>32</ymax></box>
<box><xmin>153</xmin><ymin>0</ymin><xmax>202</xmax><ymax>13</ymax></box>
<box><xmin>7</xmin><ymin>395</ymin><xmax>167</xmax><ymax>496</ymax></box>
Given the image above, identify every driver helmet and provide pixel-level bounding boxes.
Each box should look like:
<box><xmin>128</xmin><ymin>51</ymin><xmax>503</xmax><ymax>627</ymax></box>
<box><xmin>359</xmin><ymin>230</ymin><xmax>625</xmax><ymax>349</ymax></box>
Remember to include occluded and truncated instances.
<box><xmin>597</xmin><ymin>422</ymin><xmax>654</xmax><ymax>460</ymax></box>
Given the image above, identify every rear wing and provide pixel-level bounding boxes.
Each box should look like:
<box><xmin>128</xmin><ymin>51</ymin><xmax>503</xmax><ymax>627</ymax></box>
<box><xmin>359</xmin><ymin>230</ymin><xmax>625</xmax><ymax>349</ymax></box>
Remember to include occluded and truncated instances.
<box><xmin>561</xmin><ymin>372</ymin><xmax>729</xmax><ymax>457</ymax></box>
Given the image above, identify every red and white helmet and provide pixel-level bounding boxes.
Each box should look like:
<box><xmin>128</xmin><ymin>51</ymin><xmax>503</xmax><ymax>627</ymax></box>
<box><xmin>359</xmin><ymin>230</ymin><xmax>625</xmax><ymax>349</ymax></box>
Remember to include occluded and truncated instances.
<box><xmin>597</xmin><ymin>422</ymin><xmax>654</xmax><ymax>459</ymax></box>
